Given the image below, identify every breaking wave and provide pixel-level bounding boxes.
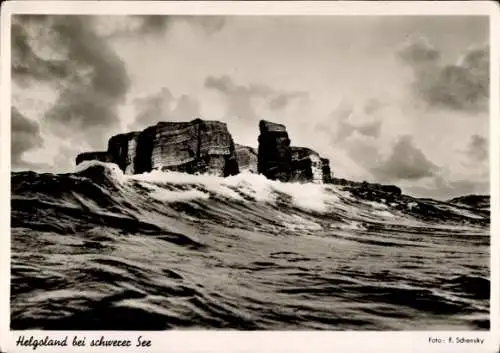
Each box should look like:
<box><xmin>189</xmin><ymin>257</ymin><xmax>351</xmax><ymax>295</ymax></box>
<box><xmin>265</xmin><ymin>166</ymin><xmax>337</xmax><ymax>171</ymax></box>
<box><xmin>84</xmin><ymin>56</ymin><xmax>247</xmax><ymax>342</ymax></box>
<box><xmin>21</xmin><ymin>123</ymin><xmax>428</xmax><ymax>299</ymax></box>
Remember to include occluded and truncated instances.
<box><xmin>11</xmin><ymin>161</ymin><xmax>490</xmax><ymax>330</ymax></box>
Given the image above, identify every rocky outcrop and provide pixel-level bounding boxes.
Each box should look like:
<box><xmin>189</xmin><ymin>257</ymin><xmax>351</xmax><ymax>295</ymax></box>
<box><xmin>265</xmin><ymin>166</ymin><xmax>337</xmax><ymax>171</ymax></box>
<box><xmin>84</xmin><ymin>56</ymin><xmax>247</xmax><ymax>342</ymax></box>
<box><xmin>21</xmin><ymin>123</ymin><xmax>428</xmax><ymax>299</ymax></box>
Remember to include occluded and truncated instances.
<box><xmin>332</xmin><ymin>178</ymin><xmax>402</xmax><ymax>195</ymax></box>
<box><xmin>290</xmin><ymin>147</ymin><xmax>323</xmax><ymax>183</ymax></box>
<box><xmin>321</xmin><ymin>158</ymin><xmax>333</xmax><ymax>184</ymax></box>
<box><xmin>134</xmin><ymin>119</ymin><xmax>238</xmax><ymax>176</ymax></box>
<box><xmin>108</xmin><ymin>132</ymin><xmax>140</xmax><ymax>174</ymax></box>
<box><xmin>76</xmin><ymin>119</ymin><xmax>239</xmax><ymax>177</ymax></box>
<box><xmin>257</xmin><ymin>120</ymin><xmax>292</xmax><ymax>182</ymax></box>
<box><xmin>257</xmin><ymin>121</ymin><xmax>332</xmax><ymax>184</ymax></box>
<box><xmin>76</xmin><ymin>118</ymin><xmax>332</xmax><ymax>183</ymax></box>
<box><xmin>76</xmin><ymin>151</ymin><xmax>114</xmax><ymax>165</ymax></box>
<box><xmin>235</xmin><ymin>144</ymin><xmax>258</xmax><ymax>173</ymax></box>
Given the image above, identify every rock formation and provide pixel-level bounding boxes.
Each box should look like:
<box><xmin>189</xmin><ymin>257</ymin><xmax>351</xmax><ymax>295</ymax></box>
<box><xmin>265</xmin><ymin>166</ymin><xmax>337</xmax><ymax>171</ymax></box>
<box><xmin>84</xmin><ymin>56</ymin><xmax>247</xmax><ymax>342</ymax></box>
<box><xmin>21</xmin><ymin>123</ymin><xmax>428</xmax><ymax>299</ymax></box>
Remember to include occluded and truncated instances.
<box><xmin>108</xmin><ymin>132</ymin><xmax>140</xmax><ymax>174</ymax></box>
<box><xmin>76</xmin><ymin>118</ymin><xmax>333</xmax><ymax>184</ymax></box>
<box><xmin>332</xmin><ymin>178</ymin><xmax>402</xmax><ymax>195</ymax></box>
<box><xmin>76</xmin><ymin>119</ymin><xmax>239</xmax><ymax>177</ymax></box>
<box><xmin>76</xmin><ymin>151</ymin><xmax>113</xmax><ymax>165</ymax></box>
<box><xmin>321</xmin><ymin>158</ymin><xmax>333</xmax><ymax>184</ymax></box>
<box><xmin>290</xmin><ymin>147</ymin><xmax>323</xmax><ymax>183</ymax></box>
<box><xmin>257</xmin><ymin>121</ymin><xmax>332</xmax><ymax>184</ymax></box>
<box><xmin>235</xmin><ymin>144</ymin><xmax>258</xmax><ymax>173</ymax></box>
<box><xmin>257</xmin><ymin>120</ymin><xmax>292</xmax><ymax>182</ymax></box>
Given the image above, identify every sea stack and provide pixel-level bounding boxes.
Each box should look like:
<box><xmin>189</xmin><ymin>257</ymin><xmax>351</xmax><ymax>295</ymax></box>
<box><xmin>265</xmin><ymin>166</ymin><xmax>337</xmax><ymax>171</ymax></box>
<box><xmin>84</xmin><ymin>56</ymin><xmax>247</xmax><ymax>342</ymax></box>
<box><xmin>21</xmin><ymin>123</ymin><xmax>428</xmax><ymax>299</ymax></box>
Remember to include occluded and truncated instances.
<box><xmin>257</xmin><ymin>120</ymin><xmax>292</xmax><ymax>182</ymax></box>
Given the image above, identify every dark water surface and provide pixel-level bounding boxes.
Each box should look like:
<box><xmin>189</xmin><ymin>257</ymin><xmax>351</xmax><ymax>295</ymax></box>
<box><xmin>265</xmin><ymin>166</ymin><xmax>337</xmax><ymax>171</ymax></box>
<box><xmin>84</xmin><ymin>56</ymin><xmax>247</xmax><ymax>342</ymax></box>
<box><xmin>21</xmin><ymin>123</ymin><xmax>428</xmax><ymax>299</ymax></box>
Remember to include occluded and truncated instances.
<box><xmin>10</xmin><ymin>163</ymin><xmax>490</xmax><ymax>330</ymax></box>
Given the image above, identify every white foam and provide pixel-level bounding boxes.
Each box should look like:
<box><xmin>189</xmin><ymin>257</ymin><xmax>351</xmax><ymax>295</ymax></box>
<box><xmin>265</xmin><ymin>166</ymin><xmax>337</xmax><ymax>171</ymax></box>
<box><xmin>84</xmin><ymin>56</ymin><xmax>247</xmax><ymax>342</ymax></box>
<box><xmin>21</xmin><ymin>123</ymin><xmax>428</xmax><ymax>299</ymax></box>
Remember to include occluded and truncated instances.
<box><xmin>74</xmin><ymin>160</ymin><xmax>126</xmax><ymax>184</ymax></box>
<box><xmin>125</xmin><ymin>170</ymin><xmax>348</xmax><ymax>214</ymax></box>
<box><xmin>149</xmin><ymin>189</ymin><xmax>210</xmax><ymax>203</ymax></box>
<box><xmin>128</xmin><ymin>170</ymin><xmax>244</xmax><ymax>201</ymax></box>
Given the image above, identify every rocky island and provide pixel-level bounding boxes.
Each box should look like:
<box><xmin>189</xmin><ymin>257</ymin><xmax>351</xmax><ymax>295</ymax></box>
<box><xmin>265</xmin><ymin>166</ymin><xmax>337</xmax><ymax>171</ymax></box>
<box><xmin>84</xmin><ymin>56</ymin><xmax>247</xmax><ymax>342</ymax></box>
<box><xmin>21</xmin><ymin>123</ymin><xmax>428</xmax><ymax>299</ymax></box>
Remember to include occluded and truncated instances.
<box><xmin>76</xmin><ymin>118</ymin><xmax>441</xmax><ymax>215</ymax></box>
<box><xmin>76</xmin><ymin>119</ymin><xmax>333</xmax><ymax>184</ymax></box>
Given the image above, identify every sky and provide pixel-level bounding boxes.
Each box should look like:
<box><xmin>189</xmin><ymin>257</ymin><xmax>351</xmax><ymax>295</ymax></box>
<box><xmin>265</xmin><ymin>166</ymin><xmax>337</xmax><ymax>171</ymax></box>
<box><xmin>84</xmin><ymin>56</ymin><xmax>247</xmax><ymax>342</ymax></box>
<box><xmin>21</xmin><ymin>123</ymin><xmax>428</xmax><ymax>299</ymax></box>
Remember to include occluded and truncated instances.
<box><xmin>11</xmin><ymin>15</ymin><xmax>490</xmax><ymax>200</ymax></box>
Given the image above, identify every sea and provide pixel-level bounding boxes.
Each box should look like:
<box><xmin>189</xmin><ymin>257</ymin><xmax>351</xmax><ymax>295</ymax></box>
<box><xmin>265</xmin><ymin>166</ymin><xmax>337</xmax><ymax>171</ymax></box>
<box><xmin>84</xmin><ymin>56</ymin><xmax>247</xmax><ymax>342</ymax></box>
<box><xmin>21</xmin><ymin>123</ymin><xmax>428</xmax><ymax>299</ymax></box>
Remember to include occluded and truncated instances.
<box><xmin>10</xmin><ymin>161</ymin><xmax>490</xmax><ymax>330</ymax></box>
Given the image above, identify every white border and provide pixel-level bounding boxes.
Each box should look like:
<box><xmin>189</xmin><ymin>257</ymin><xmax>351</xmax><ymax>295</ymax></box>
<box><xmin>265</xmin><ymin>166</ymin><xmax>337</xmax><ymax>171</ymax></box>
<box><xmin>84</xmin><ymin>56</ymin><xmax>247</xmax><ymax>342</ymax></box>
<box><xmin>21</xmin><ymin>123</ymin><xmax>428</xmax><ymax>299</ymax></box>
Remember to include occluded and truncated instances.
<box><xmin>1</xmin><ymin>2</ymin><xmax>499</xmax><ymax>353</ymax></box>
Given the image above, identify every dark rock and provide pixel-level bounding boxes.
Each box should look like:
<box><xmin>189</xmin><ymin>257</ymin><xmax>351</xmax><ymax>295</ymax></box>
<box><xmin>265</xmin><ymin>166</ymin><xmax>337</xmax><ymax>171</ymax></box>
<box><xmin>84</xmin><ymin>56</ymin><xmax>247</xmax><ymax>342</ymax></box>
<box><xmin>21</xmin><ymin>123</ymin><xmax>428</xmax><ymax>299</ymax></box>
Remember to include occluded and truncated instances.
<box><xmin>107</xmin><ymin>132</ymin><xmax>140</xmax><ymax>174</ymax></box>
<box><xmin>321</xmin><ymin>158</ymin><xmax>333</xmax><ymax>184</ymax></box>
<box><xmin>379</xmin><ymin>184</ymin><xmax>402</xmax><ymax>195</ymax></box>
<box><xmin>77</xmin><ymin>118</ymin><xmax>336</xmax><ymax>183</ymax></box>
<box><xmin>290</xmin><ymin>147</ymin><xmax>323</xmax><ymax>183</ymax></box>
<box><xmin>257</xmin><ymin>120</ymin><xmax>292</xmax><ymax>182</ymax></box>
<box><xmin>77</xmin><ymin>119</ymin><xmax>239</xmax><ymax>177</ymax></box>
<box><xmin>235</xmin><ymin>144</ymin><xmax>258</xmax><ymax>173</ymax></box>
<box><xmin>332</xmin><ymin>178</ymin><xmax>401</xmax><ymax>195</ymax></box>
<box><xmin>256</xmin><ymin>120</ymin><xmax>332</xmax><ymax>184</ymax></box>
<box><xmin>76</xmin><ymin>151</ymin><xmax>114</xmax><ymax>166</ymax></box>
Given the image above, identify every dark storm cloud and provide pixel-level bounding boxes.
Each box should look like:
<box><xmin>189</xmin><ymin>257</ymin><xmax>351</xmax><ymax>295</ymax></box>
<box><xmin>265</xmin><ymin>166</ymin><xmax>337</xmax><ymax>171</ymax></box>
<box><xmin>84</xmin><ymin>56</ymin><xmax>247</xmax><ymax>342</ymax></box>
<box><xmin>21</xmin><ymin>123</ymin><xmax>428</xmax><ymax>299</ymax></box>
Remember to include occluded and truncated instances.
<box><xmin>133</xmin><ymin>87</ymin><xmax>174</xmax><ymax>127</ymax></box>
<box><xmin>398</xmin><ymin>36</ymin><xmax>489</xmax><ymax>112</ymax></box>
<box><xmin>11</xmin><ymin>107</ymin><xmax>43</xmax><ymax>167</ymax></box>
<box><xmin>398</xmin><ymin>35</ymin><xmax>440</xmax><ymax>66</ymax></box>
<box><xmin>316</xmin><ymin>100</ymin><xmax>383</xmax><ymax>144</ymax></box>
<box><xmin>11</xmin><ymin>21</ymin><xmax>70</xmax><ymax>85</ymax></box>
<box><xmin>104</xmin><ymin>15</ymin><xmax>227</xmax><ymax>37</ymax></box>
<box><xmin>372</xmin><ymin>135</ymin><xmax>438</xmax><ymax>181</ymax></box>
<box><xmin>137</xmin><ymin>15</ymin><xmax>170</xmax><ymax>35</ymax></box>
<box><xmin>13</xmin><ymin>15</ymin><xmax>132</xmax><ymax>148</ymax></box>
<box><xmin>465</xmin><ymin>134</ymin><xmax>488</xmax><ymax>162</ymax></box>
<box><xmin>205</xmin><ymin>75</ymin><xmax>308</xmax><ymax>121</ymax></box>
<box><xmin>130</xmin><ymin>88</ymin><xmax>201</xmax><ymax>130</ymax></box>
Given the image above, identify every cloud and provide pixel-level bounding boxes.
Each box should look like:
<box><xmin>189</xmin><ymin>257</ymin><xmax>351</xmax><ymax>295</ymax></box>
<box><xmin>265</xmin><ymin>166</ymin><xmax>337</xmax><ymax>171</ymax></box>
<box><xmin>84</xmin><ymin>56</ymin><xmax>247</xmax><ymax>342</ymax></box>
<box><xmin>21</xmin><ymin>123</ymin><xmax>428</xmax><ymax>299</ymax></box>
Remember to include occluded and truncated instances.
<box><xmin>12</xmin><ymin>15</ymin><xmax>131</xmax><ymax>149</ymax></box>
<box><xmin>130</xmin><ymin>88</ymin><xmax>201</xmax><ymax>130</ymax></box>
<box><xmin>398</xmin><ymin>35</ymin><xmax>440</xmax><ymax>66</ymax></box>
<box><xmin>93</xmin><ymin>16</ymin><xmax>227</xmax><ymax>38</ymax></box>
<box><xmin>11</xmin><ymin>16</ymin><xmax>70</xmax><ymax>86</ymax></box>
<box><xmin>132</xmin><ymin>87</ymin><xmax>174</xmax><ymax>128</ymax></box>
<box><xmin>404</xmin><ymin>176</ymin><xmax>489</xmax><ymax>200</ymax></box>
<box><xmin>398</xmin><ymin>35</ymin><xmax>489</xmax><ymax>112</ymax></box>
<box><xmin>372</xmin><ymin>135</ymin><xmax>438</xmax><ymax>181</ymax></box>
<box><xmin>465</xmin><ymin>134</ymin><xmax>488</xmax><ymax>162</ymax></box>
<box><xmin>315</xmin><ymin>99</ymin><xmax>383</xmax><ymax>145</ymax></box>
<box><xmin>11</xmin><ymin>107</ymin><xmax>43</xmax><ymax>168</ymax></box>
<box><xmin>205</xmin><ymin>75</ymin><xmax>308</xmax><ymax>122</ymax></box>
<box><xmin>269</xmin><ymin>92</ymin><xmax>309</xmax><ymax>111</ymax></box>
<box><xmin>172</xmin><ymin>95</ymin><xmax>201</xmax><ymax>121</ymax></box>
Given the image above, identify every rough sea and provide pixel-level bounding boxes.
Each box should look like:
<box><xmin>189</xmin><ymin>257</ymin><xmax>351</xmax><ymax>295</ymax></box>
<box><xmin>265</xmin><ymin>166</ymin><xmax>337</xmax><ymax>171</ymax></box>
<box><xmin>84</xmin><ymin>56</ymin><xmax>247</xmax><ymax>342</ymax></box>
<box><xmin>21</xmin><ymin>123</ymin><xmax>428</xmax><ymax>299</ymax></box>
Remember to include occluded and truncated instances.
<box><xmin>10</xmin><ymin>162</ymin><xmax>490</xmax><ymax>330</ymax></box>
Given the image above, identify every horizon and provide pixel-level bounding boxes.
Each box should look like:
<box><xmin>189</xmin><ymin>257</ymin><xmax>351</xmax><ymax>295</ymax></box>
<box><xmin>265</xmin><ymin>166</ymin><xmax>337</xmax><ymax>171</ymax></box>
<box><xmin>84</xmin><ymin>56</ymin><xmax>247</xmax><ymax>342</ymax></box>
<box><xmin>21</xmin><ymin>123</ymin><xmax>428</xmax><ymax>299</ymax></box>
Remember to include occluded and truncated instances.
<box><xmin>11</xmin><ymin>14</ymin><xmax>490</xmax><ymax>200</ymax></box>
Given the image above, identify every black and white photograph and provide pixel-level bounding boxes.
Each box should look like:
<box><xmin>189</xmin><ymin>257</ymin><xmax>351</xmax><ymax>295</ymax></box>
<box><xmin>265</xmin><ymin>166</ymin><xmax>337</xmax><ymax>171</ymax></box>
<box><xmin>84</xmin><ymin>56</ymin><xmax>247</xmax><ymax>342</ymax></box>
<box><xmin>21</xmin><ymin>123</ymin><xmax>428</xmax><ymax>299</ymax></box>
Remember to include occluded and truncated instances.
<box><xmin>3</xmin><ymin>1</ymin><xmax>499</xmax><ymax>349</ymax></box>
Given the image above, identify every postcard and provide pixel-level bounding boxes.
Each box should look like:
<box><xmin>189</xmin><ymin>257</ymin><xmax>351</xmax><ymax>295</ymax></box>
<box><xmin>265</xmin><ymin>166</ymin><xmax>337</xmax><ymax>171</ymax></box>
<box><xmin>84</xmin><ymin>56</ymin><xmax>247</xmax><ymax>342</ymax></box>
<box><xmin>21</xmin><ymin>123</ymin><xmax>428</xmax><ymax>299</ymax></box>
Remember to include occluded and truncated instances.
<box><xmin>1</xmin><ymin>1</ymin><xmax>499</xmax><ymax>352</ymax></box>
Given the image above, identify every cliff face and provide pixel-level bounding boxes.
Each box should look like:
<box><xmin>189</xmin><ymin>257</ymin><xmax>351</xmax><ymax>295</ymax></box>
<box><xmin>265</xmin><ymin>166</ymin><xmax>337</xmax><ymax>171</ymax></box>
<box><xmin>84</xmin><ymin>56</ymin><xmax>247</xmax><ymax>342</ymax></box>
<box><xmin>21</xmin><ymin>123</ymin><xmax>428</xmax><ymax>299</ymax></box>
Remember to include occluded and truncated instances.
<box><xmin>289</xmin><ymin>147</ymin><xmax>333</xmax><ymax>184</ymax></box>
<box><xmin>321</xmin><ymin>158</ymin><xmax>333</xmax><ymax>184</ymax></box>
<box><xmin>257</xmin><ymin>120</ymin><xmax>292</xmax><ymax>182</ymax></box>
<box><xmin>77</xmin><ymin>119</ymin><xmax>239</xmax><ymax>177</ymax></box>
<box><xmin>235</xmin><ymin>144</ymin><xmax>258</xmax><ymax>173</ymax></box>
<box><xmin>256</xmin><ymin>121</ymin><xmax>332</xmax><ymax>184</ymax></box>
<box><xmin>290</xmin><ymin>147</ymin><xmax>321</xmax><ymax>183</ymax></box>
<box><xmin>108</xmin><ymin>132</ymin><xmax>140</xmax><ymax>174</ymax></box>
<box><xmin>76</xmin><ymin>118</ymin><xmax>333</xmax><ymax>183</ymax></box>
